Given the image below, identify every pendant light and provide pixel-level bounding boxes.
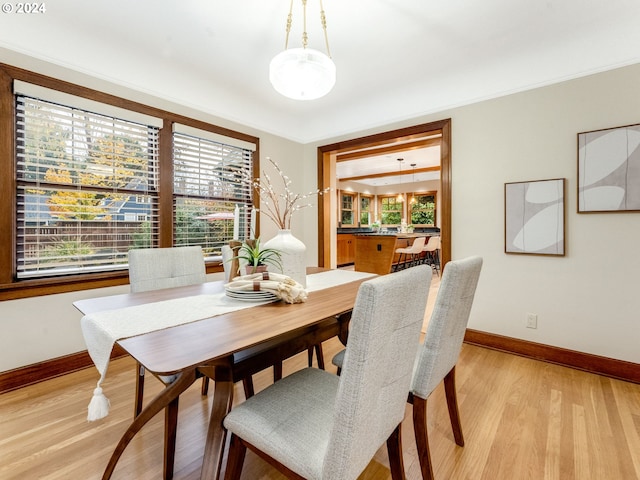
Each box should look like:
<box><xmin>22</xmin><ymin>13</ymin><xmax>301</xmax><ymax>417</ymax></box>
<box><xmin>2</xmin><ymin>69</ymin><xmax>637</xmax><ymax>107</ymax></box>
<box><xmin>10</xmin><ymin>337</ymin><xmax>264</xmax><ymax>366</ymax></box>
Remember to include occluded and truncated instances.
<box><xmin>270</xmin><ymin>0</ymin><xmax>336</xmax><ymax>100</ymax></box>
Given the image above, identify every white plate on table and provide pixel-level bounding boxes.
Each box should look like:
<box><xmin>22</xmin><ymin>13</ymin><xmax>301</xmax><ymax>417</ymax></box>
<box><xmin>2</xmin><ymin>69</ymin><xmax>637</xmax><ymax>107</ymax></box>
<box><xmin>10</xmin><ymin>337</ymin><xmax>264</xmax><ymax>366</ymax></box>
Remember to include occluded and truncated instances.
<box><xmin>225</xmin><ymin>288</ymin><xmax>279</xmax><ymax>303</ymax></box>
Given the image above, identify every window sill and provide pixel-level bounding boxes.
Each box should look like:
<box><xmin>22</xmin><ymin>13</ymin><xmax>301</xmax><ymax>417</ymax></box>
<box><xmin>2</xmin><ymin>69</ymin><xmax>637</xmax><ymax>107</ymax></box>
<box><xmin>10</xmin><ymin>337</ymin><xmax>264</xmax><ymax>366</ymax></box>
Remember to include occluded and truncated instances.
<box><xmin>0</xmin><ymin>264</ymin><xmax>223</xmax><ymax>301</ymax></box>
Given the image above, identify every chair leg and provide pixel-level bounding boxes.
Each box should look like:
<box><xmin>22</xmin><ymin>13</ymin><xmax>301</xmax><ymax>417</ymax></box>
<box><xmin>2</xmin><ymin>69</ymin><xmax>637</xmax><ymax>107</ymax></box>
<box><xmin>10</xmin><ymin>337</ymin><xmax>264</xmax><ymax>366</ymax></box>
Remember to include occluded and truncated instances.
<box><xmin>273</xmin><ymin>361</ymin><xmax>283</xmax><ymax>381</ymax></box>
<box><xmin>386</xmin><ymin>423</ymin><xmax>407</xmax><ymax>480</ymax></box>
<box><xmin>315</xmin><ymin>343</ymin><xmax>325</xmax><ymax>369</ymax></box>
<box><xmin>242</xmin><ymin>377</ymin><xmax>255</xmax><ymax>399</ymax></box>
<box><xmin>393</xmin><ymin>254</ymin><xmax>400</xmax><ymax>271</ymax></box>
<box><xmin>307</xmin><ymin>346</ymin><xmax>314</xmax><ymax>367</ymax></box>
<box><xmin>413</xmin><ymin>396</ymin><xmax>435</xmax><ymax>480</ymax></box>
<box><xmin>134</xmin><ymin>362</ymin><xmax>145</xmax><ymax>417</ymax></box>
<box><xmin>223</xmin><ymin>434</ymin><xmax>247</xmax><ymax>480</ymax></box>
<box><xmin>443</xmin><ymin>367</ymin><xmax>464</xmax><ymax>446</ymax></box>
<box><xmin>201</xmin><ymin>376</ymin><xmax>209</xmax><ymax>396</ymax></box>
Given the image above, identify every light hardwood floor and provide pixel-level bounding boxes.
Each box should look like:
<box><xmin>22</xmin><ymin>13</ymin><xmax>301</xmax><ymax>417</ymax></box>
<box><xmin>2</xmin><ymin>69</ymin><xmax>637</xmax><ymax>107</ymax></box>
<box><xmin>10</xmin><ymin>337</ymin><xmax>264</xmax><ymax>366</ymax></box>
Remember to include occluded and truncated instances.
<box><xmin>1</xmin><ymin>331</ymin><xmax>639</xmax><ymax>480</ymax></box>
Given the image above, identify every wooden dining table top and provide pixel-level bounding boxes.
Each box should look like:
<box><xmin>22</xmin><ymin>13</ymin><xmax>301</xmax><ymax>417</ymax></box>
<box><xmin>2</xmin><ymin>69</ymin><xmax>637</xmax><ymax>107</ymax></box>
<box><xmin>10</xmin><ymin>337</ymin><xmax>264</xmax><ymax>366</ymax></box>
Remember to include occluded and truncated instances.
<box><xmin>74</xmin><ymin>267</ymin><xmax>368</xmax><ymax>375</ymax></box>
<box><xmin>74</xmin><ymin>267</ymin><xmax>374</xmax><ymax>480</ymax></box>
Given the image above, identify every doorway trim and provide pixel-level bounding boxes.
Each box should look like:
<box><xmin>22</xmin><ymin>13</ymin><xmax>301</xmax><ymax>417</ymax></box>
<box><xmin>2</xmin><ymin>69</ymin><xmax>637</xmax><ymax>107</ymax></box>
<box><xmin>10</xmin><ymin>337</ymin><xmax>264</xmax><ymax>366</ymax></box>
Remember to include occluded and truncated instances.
<box><xmin>317</xmin><ymin>118</ymin><xmax>452</xmax><ymax>269</ymax></box>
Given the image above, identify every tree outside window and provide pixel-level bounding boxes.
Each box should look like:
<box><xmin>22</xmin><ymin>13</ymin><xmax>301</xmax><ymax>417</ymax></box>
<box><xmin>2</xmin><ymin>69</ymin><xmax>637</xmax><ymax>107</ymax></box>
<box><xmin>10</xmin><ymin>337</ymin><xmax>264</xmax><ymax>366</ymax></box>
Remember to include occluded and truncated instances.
<box><xmin>380</xmin><ymin>195</ymin><xmax>403</xmax><ymax>225</ymax></box>
<box><xmin>340</xmin><ymin>192</ymin><xmax>356</xmax><ymax>226</ymax></box>
<box><xmin>360</xmin><ymin>195</ymin><xmax>373</xmax><ymax>226</ymax></box>
<box><xmin>410</xmin><ymin>193</ymin><xmax>436</xmax><ymax>226</ymax></box>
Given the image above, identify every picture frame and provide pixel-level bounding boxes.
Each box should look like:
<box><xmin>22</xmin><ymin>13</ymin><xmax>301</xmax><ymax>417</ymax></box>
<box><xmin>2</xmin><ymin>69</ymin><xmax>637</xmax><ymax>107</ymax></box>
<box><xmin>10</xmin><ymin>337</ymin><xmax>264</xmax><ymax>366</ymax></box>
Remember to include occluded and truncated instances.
<box><xmin>577</xmin><ymin>123</ymin><xmax>640</xmax><ymax>213</ymax></box>
<box><xmin>504</xmin><ymin>178</ymin><xmax>565</xmax><ymax>256</ymax></box>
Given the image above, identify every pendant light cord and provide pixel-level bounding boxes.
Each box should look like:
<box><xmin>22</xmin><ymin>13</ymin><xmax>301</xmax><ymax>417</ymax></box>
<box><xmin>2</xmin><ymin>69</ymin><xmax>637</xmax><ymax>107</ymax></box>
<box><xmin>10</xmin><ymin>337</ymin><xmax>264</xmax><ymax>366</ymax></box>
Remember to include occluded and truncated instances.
<box><xmin>320</xmin><ymin>0</ymin><xmax>332</xmax><ymax>58</ymax></box>
<box><xmin>282</xmin><ymin>0</ymin><xmax>331</xmax><ymax>57</ymax></box>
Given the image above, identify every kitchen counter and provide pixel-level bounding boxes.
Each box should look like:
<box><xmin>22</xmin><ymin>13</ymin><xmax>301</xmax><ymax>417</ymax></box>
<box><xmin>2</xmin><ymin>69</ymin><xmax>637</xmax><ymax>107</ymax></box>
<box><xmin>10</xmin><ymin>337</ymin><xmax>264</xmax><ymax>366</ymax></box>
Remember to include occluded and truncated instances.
<box><xmin>353</xmin><ymin>233</ymin><xmax>433</xmax><ymax>275</ymax></box>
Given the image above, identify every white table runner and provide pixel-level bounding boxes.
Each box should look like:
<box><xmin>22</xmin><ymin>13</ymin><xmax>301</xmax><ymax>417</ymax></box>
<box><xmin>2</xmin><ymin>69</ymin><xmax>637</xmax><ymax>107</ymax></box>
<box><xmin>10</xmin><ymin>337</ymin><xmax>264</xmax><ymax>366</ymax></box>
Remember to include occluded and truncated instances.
<box><xmin>81</xmin><ymin>270</ymin><xmax>374</xmax><ymax>420</ymax></box>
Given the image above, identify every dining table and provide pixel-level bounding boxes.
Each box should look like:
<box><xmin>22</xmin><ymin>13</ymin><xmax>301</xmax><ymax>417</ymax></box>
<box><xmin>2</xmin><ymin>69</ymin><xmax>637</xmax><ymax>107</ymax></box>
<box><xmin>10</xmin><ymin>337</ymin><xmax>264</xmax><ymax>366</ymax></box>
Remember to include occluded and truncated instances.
<box><xmin>73</xmin><ymin>267</ymin><xmax>374</xmax><ymax>480</ymax></box>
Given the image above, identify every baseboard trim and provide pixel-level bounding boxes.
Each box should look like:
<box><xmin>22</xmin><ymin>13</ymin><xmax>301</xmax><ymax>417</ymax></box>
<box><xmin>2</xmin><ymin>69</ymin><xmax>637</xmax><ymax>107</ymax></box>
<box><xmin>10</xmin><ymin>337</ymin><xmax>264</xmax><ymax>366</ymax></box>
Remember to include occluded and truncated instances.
<box><xmin>2</xmin><ymin>330</ymin><xmax>637</xmax><ymax>394</ymax></box>
<box><xmin>0</xmin><ymin>345</ymin><xmax>127</xmax><ymax>394</ymax></box>
<box><xmin>464</xmin><ymin>329</ymin><xmax>639</xmax><ymax>384</ymax></box>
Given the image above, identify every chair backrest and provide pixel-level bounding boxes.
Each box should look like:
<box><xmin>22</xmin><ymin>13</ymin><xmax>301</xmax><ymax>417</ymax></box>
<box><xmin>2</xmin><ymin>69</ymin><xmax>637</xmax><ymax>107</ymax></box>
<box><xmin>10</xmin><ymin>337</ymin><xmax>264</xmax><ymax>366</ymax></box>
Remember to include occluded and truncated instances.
<box><xmin>409</xmin><ymin>235</ymin><xmax>427</xmax><ymax>252</ymax></box>
<box><xmin>128</xmin><ymin>246</ymin><xmax>206</xmax><ymax>293</ymax></box>
<box><xmin>411</xmin><ymin>256</ymin><xmax>483</xmax><ymax>399</ymax></box>
<box><xmin>323</xmin><ymin>265</ymin><xmax>431</xmax><ymax>479</ymax></box>
<box><xmin>423</xmin><ymin>235</ymin><xmax>440</xmax><ymax>252</ymax></box>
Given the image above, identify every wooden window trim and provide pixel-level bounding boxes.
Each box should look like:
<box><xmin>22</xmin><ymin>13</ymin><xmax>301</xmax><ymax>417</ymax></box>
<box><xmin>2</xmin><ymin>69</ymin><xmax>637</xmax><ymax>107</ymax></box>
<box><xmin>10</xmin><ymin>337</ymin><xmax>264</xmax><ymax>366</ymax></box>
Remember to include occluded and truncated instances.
<box><xmin>359</xmin><ymin>193</ymin><xmax>374</xmax><ymax>227</ymax></box>
<box><xmin>409</xmin><ymin>191</ymin><xmax>437</xmax><ymax>227</ymax></box>
<box><xmin>338</xmin><ymin>191</ymin><xmax>357</xmax><ymax>227</ymax></box>
<box><xmin>378</xmin><ymin>194</ymin><xmax>405</xmax><ymax>226</ymax></box>
<box><xmin>0</xmin><ymin>63</ymin><xmax>260</xmax><ymax>300</ymax></box>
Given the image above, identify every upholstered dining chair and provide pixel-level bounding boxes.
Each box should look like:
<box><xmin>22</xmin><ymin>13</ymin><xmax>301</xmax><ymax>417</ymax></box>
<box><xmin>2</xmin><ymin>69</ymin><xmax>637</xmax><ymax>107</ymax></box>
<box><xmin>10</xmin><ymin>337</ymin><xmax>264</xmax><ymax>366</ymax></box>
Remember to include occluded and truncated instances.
<box><xmin>332</xmin><ymin>256</ymin><xmax>483</xmax><ymax>480</ymax></box>
<box><xmin>222</xmin><ymin>265</ymin><xmax>432</xmax><ymax>480</ymax></box>
<box><xmin>128</xmin><ymin>246</ymin><xmax>207</xmax><ymax>416</ymax></box>
<box><xmin>394</xmin><ymin>235</ymin><xmax>427</xmax><ymax>271</ymax></box>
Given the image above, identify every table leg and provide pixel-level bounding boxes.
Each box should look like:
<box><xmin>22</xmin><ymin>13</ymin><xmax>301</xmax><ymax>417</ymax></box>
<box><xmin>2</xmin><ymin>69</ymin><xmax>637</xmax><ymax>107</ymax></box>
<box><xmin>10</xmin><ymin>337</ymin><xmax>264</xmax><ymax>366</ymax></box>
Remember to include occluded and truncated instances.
<box><xmin>337</xmin><ymin>311</ymin><xmax>353</xmax><ymax>346</ymax></box>
<box><xmin>164</xmin><ymin>395</ymin><xmax>179</xmax><ymax>479</ymax></box>
<box><xmin>199</xmin><ymin>366</ymin><xmax>234</xmax><ymax>480</ymax></box>
<box><xmin>102</xmin><ymin>367</ymin><xmax>198</xmax><ymax>480</ymax></box>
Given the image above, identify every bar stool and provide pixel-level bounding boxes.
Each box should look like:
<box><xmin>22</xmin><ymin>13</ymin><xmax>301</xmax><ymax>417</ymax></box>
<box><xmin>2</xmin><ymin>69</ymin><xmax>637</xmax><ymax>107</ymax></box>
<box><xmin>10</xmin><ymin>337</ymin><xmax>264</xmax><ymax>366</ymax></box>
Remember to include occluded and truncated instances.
<box><xmin>422</xmin><ymin>235</ymin><xmax>441</xmax><ymax>275</ymax></box>
<box><xmin>394</xmin><ymin>236</ymin><xmax>427</xmax><ymax>271</ymax></box>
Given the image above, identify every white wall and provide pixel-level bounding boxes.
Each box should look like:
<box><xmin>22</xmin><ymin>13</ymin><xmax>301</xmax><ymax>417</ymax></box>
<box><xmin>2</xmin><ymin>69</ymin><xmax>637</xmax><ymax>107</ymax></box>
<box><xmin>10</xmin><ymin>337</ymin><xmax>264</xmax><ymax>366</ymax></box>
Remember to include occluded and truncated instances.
<box><xmin>307</xmin><ymin>63</ymin><xmax>640</xmax><ymax>364</ymax></box>
<box><xmin>449</xmin><ymin>65</ymin><xmax>640</xmax><ymax>363</ymax></box>
<box><xmin>2</xmin><ymin>56</ymin><xmax>639</xmax><ymax>372</ymax></box>
<box><xmin>0</xmin><ymin>53</ymin><xmax>305</xmax><ymax>373</ymax></box>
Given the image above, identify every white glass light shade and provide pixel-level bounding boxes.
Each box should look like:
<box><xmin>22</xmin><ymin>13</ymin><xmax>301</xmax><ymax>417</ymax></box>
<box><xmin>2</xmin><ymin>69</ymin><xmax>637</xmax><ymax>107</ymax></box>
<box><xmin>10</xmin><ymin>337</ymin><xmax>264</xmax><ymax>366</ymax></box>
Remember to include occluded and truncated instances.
<box><xmin>269</xmin><ymin>47</ymin><xmax>336</xmax><ymax>100</ymax></box>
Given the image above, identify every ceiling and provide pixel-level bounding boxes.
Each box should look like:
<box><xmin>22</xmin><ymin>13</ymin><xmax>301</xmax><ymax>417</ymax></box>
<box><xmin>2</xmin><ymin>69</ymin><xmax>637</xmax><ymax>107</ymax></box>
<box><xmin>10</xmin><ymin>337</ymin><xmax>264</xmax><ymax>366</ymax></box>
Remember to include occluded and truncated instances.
<box><xmin>2</xmin><ymin>0</ymin><xmax>639</xmax><ymax>150</ymax></box>
<box><xmin>335</xmin><ymin>134</ymin><xmax>441</xmax><ymax>187</ymax></box>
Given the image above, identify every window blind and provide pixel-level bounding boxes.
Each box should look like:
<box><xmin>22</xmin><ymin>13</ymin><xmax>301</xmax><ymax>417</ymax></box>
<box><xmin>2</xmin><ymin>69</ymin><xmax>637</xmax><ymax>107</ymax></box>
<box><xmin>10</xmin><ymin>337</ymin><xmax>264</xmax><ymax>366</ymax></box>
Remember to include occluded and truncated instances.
<box><xmin>172</xmin><ymin>129</ymin><xmax>254</xmax><ymax>257</ymax></box>
<box><xmin>16</xmin><ymin>95</ymin><xmax>160</xmax><ymax>278</ymax></box>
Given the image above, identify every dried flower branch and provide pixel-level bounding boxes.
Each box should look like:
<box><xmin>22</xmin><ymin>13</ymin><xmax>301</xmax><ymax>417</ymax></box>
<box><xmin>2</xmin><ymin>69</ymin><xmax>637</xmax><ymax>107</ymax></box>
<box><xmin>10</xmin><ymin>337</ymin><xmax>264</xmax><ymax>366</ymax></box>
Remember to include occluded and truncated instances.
<box><xmin>248</xmin><ymin>157</ymin><xmax>330</xmax><ymax>230</ymax></box>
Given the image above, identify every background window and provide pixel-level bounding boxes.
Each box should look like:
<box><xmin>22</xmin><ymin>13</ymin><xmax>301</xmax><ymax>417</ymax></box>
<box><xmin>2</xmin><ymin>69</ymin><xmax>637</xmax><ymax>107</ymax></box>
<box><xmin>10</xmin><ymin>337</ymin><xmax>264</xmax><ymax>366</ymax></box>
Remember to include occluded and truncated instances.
<box><xmin>410</xmin><ymin>193</ymin><xmax>436</xmax><ymax>226</ymax></box>
<box><xmin>380</xmin><ymin>195</ymin><xmax>403</xmax><ymax>225</ymax></box>
<box><xmin>16</xmin><ymin>95</ymin><xmax>160</xmax><ymax>278</ymax></box>
<box><xmin>360</xmin><ymin>195</ymin><xmax>373</xmax><ymax>226</ymax></box>
<box><xmin>340</xmin><ymin>192</ymin><xmax>356</xmax><ymax>226</ymax></box>
<box><xmin>173</xmin><ymin>130</ymin><xmax>253</xmax><ymax>258</ymax></box>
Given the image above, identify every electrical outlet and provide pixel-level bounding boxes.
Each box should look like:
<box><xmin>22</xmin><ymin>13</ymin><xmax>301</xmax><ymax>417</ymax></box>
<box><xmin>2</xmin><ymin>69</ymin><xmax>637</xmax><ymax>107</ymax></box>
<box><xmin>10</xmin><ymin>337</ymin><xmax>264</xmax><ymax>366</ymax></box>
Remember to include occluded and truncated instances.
<box><xmin>526</xmin><ymin>313</ymin><xmax>538</xmax><ymax>329</ymax></box>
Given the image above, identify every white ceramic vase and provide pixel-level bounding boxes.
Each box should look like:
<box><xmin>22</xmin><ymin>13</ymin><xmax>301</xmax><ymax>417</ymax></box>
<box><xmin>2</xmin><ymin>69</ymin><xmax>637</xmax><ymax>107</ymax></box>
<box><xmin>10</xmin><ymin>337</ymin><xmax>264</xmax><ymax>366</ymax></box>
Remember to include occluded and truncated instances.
<box><xmin>263</xmin><ymin>229</ymin><xmax>307</xmax><ymax>287</ymax></box>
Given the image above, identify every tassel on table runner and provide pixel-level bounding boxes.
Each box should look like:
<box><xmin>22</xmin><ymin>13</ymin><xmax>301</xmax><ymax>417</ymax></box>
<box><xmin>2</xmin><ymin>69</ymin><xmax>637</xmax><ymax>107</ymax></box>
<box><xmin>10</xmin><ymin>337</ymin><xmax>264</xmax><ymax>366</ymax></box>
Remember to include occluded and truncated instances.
<box><xmin>87</xmin><ymin>382</ymin><xmax>110</xmax><ymax>421</ymax></box>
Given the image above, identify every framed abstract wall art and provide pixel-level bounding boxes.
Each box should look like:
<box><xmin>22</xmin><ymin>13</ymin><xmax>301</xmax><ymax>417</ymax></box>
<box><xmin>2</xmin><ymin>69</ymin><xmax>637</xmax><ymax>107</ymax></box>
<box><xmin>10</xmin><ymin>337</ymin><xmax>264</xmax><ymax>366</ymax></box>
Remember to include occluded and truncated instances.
<box><xmin>578</xmin><ymin>123</ymin><xmax>640</xmax><ymax>213</ymax></box>
<box><xmin>505</xmin><ymin>178</ymin><xmax>565</xmax><ymax>256</ymax></box>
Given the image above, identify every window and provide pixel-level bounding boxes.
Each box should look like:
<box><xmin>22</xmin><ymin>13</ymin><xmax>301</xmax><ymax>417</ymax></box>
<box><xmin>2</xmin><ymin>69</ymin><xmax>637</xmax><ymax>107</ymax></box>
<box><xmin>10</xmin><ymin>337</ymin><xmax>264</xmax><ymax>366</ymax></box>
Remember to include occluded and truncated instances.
<box><xmin>340</xmin><ymin>192</ymin><xmax>356</xmax><ymax>226</ymax></box>
<box><xmin>173</xmin><ymin>128</ymin><xmax>253</xmax><ymax>258</ymax></box>
<box><xmin>16</xmin><ymin>95</ymin><xmax>160</xmax><ymax>279</ymax></box>
<box><xmin>359</xmin><ymin>195</ymin><xmax>373</xmax><ymax>226</ymax></box>
<box><xmin>410</xmin><ymin>193</ymin><xmax>436</xmax><ymax>226</ymax></box>
<box><xmin>379</xmin><ymin>195</ymin><xmax>403</xmax><ymax>225</ymax></box>
<box><xmin>0</xmin><ymin>66</ymin><xmax>259</xmax><ymax>297</ymax></box>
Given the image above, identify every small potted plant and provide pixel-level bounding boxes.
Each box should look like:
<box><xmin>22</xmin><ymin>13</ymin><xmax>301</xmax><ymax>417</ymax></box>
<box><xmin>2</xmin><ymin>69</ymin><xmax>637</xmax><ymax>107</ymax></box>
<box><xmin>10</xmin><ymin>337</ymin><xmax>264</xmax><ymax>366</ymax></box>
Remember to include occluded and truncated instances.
<box><xmin>371</xmin><ymin>221</ymin><xmax>380</xmax><ymax>233</ymax></box>
<box><xmin>406</xmin><ymin>224</ymin><xmax>415</xmax><ymax>233</ymax></box>
<box><xmin>233</xmin><ymin>237</ymin><xmax>283</xmax><ymax>275</ymax></box>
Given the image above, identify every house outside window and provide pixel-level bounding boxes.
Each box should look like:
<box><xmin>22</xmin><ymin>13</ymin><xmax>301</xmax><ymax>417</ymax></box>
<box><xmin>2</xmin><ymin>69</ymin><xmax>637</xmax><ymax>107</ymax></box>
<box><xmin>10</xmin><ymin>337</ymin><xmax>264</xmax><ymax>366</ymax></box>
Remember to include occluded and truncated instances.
<box><xmin>16</xmin><ymin>92</ymin><xmax>160</xmax><ymax>279</ymax></box>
